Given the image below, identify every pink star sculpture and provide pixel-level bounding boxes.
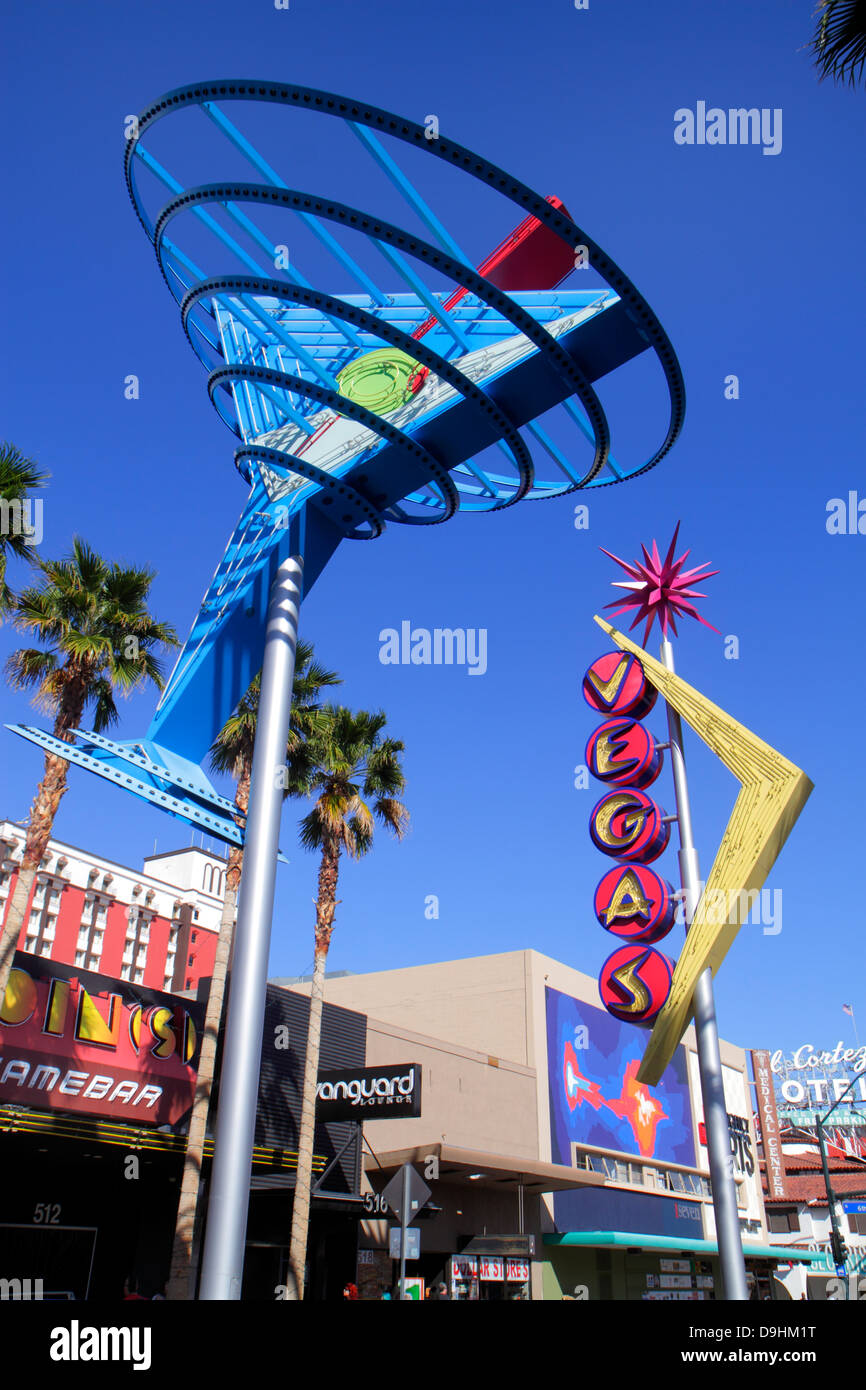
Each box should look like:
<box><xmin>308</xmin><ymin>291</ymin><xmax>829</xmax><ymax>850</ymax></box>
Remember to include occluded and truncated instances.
<box><xmin>600</xmin><ymin>522</ymin><xmax>719</xmax><ymax>646</ymax></box>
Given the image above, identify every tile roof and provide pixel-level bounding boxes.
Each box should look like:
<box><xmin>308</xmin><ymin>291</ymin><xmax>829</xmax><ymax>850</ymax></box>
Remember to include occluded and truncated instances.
<box><xmin>781</xmin><ymin>1153</ymin><xmax>865</xmax><ymax>1173</ymax></box>
<box><xmin>759</xmin><ymin>1150</ymin><xmax>866</xmax><ymax>1204</ymax></box>
<box><xmin>763</xmin><ymin>1169</ymin><xmax>866</xmax><ymax>1205</ymax></box>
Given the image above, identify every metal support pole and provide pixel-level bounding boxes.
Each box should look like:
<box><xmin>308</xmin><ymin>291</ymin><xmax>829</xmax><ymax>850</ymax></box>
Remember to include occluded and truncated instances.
<box><xmin>199</xmin><ymin>555</ymin><xmax>303</xmax><ymax>1300</ymax></box>
<box><xmin>399</xmin><ymin>1164</ymin><xmax>409</xmax><ymax>1299</ymax></box>
<box><xmin>815</xmin><ymin>1070</ymin><xmax>864</xmax><ymax>1298</ymax></box>
<box><xmin>659</xmin><ymin>638</ymin><xmax>749</xmax><ymax>1302</ymax></box>
<box><xmin>816</xmin><ymin>1118</ymin><xmax>849</xmax><ymax>1299</ymax></box>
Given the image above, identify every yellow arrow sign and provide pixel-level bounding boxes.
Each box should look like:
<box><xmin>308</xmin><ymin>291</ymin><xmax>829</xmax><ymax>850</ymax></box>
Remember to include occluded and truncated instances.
<box><xmin>594</xmin><ymin>617</ymin><xmax>813</xmax><ymax>1086</ymax></box>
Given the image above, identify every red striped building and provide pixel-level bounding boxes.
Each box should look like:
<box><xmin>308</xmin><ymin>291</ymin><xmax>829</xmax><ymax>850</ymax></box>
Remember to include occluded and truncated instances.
<box><xmin>0</xmin><ymin>819</ymin><xmax>226</xmax><ymax>994</ymax></box>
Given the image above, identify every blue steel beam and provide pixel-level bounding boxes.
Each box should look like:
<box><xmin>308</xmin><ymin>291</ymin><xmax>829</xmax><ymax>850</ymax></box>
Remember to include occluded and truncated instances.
<box><xmin>7</xmin><ymin>726</ymin><xmax>246</xmax><ymax>848</ymax></box>
<box><xmin>349</xmin><ymin>121</ymin><xmax>471</xmax><ymax>265</ymax></box>
<box><xmin>136</xmin><ymin>145</ymin><xmax>365</xmax><ymax>357</ymax></box>
<box><xmin>201</xmin><ymin>100</ymin><xmax>388</xmax><ymax>307</ymax></box>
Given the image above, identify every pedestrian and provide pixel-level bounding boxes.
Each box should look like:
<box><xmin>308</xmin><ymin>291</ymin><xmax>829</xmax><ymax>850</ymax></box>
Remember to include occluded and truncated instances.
<box><xmin>122</xmin><ymin>1277</ymin><xmax>147</xmax><ymax>1301</ymax></box>
<box><xmin>342</xmin><ymin>1281</ymin><xmax>359</xmax><ymax>1300</ymax></box>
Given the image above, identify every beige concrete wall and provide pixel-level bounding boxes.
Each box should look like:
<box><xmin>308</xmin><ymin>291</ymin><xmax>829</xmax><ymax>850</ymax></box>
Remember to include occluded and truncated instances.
<box><xmin>288</xmin><ymin>951</ymin><xmax>535</xmax><ymax>1064</ymax></box>
<box><xmin>349</xmin><ymin>1014</ymin><xmax>538</xmax><ymax>1159</ymax></box>
<box><xmin>286</xmin><ymin>951</ymin><xmax>762</xmax><ymax>1237</ymax></box>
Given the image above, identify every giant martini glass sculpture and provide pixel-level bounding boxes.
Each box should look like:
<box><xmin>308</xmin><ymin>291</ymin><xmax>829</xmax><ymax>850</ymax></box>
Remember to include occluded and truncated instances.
<box><xmin>7</xmin><ymin>82</ymin><xmax>685</xmax><ymax>1298</ymax></box>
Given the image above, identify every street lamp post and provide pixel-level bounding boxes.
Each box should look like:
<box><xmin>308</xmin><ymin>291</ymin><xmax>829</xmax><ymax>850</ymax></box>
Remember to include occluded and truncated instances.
<box><xmin>815</xmin><ymin>1068</ymin><xmax>866</xmax><ymax>1300</ymax></box>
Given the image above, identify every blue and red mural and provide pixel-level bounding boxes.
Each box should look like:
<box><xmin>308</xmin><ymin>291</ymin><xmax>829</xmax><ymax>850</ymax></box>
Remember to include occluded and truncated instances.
<box><xmin>546</xmin><ymin>986</ymin><xmax>695</xmax><ymax>1167</ymax></box>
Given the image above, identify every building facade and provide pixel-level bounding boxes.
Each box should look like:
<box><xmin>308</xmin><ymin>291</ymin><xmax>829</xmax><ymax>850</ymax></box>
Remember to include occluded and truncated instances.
<box><xmin>0</xmin><ymin>950</ymin><xmax>367</xmax><ymax>1300</ymax></box>
<box><xmin>752</xmin><ymin>1041</ymin><xmax>866</xmax><ymax>1299</ymax></box>
<box><xmin>4</xmin><ymin>818</ymin><xmax>848</xmax><ymax>1303</ymax></box>
<box><xmin>0</xmin><ymin>820</ymin><xmax>226</xmax><ymax>993</ymax></box>
<box><xmin>760</xmin><ymin>1151</ymin><xmax>866</xmax><ymax>1300</ymax></box>
<box><xmin>291</xmin><ymin>949</ymin><xmax>815</xmax><ymax>1299</ymax></box>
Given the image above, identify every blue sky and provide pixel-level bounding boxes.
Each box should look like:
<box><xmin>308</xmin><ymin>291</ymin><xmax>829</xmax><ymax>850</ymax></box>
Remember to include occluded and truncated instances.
<box><xmin>2</xmin><ymin>0</ymin><xmax>864</xmax><ymax>1067</ymax></box>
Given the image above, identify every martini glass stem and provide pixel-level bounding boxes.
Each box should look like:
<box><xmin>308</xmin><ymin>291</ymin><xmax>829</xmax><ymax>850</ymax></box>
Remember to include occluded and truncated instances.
<box><xmin>198</xmin><ymin>554</ymin><xmax>304</xmax><ymax>1300</ymax></box>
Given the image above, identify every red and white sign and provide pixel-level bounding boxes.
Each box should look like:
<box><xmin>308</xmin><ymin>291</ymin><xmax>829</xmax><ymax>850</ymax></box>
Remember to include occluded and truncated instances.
<box><xmin>751</xmin><ymin>1049</ymin><xmax>787</xmax><ymax>1200</ymax></box>
<box><xmin>506</xmin><ymin>1259</ymin><xmax>529</xmax><ymax>1282</ymax></box>
<box><xmin>0</xmin><ymin>955</ymin><xmax>202</xmax><ymax>1126</ymax></box>
<box><xmin>478</xmin><ymin>1257</ymin><xmax>504</xmax><ymax>1281</ymax></box>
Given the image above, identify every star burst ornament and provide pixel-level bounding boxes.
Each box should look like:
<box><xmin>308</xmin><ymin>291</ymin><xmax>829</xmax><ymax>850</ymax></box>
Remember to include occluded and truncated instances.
<box><xmin>600</xmin><ymin>522</ymin><xmax>719</xmax><ymax>645</ymax></box>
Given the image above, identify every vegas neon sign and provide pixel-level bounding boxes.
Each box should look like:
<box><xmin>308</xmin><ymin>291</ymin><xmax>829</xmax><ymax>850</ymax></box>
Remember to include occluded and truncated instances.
<box><xmin>583</xmin><ymin>650</ymin><xmax>677</xmax><ymax>1025</ymax></box>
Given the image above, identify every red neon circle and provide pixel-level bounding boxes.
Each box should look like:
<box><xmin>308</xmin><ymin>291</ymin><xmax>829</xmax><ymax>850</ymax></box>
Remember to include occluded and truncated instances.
<box><xmin>589</xmin><ymin>789</ymin><xmax>670</xmax><ymax>864</ymax></box>
<box><xmin>593</xmin><ymin>863</ymin><xmax>677</xmax><ymax>942</ymax></box>
<box><xmin>598</xmin><ymin>944</ymin><xmax>674</xmax><ymax>1024</ymax></box>
<box><xmin>582</xmin><ymin>651</ymin><xmax>657</xmax><ymax>719</ymax></box>
<box><xmin>585</xmin><ymin>717</ymin><xmax>662</xmax><ymax>790</ymax></box>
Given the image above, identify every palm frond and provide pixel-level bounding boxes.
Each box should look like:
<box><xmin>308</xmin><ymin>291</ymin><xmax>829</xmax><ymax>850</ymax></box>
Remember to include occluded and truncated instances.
<box><xmin>0</xmin><ymin>444</ymin><xmax>48</xmax><ymax>572</ymax></box>
<box><xmin>0</xmin><ymin>442</ymin><xmax>49</xmax><ymax>496</ymax></box>
<box><xmin>298</xmin><ymin>809</ymin><xmax>327</xmax><ymax>853</ymax></box>
<box><xmin>4</xmin><ymin>647</ymin><xmax>57</xmax><ymax>691</ymax></box>
<box><xmin>810</xmin><ymin>0</ymin><xmax>866</xmax><ymax>85</ymax></box>
<box><xmin>209</xmin><ymin>641</ymin><xmax>342</xmax><ymax>783</ymax></box>
<box><xmin>374</xmin><ymin>797</ymin><xmax>410</xmax><ymax>839</ymax></box>
<box><xmin>89</xmin><ymin>678</ymin><xmax>120</xmax><ymax>732</ymax></box>
<box><xmin>4</xmin><ymin>536</ymin><xmax>177</xmax><ymax>724</ymax></box>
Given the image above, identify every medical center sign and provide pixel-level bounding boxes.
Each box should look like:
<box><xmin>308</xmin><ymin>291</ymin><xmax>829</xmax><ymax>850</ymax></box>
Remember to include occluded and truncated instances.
<box><xmin>752</xmin><ymin>1050</ymin><xmax>787</xmax><ymax>1200</ymax></box>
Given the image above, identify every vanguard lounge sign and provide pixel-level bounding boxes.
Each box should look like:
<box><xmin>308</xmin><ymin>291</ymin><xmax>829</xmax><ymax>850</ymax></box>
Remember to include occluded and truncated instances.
<box><xmin>316</xmin><ymin>1063</ymin><xmax>422</xmax><ymax>1122</ymax></box>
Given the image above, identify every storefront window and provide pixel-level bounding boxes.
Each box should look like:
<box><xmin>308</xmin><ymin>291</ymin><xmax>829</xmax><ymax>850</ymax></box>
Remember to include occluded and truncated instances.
<box><xmin>447</xmin><ymin>1255</ymin><xmax>530</xmax><ymax>1301</ymax></box>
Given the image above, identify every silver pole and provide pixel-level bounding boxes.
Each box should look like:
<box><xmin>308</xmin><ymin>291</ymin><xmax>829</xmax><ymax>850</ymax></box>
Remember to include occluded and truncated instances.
<box><xmin>659</xmin><ymin>638</ymin><xmax>749</xmax><ymax>1302</ymax></box>
<box><xmin>199</xmin><ymin>555</ymin><xmax>303</xmax><ymax>1300</ymax></box>
<box><xmin>399</xmin><ymin>1165</ymin><xmax>409</xmax><ymax>1299</ymax></box>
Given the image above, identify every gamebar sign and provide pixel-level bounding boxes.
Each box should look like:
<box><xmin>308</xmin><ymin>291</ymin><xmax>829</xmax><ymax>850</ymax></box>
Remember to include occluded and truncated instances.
<box><xmin>316</xmin><ymin>1062</ymin><xmax>422</xmax><ymax>1121</ymax></box>
<box><xmin>0</xmin><ymin>952</ymin><xmax>202</xmax><ymax>1126</ymax></box>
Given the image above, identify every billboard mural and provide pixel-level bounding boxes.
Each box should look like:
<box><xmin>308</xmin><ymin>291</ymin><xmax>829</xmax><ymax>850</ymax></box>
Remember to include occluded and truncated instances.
<box><xmin>546</xmin><ymin>986</ymin><xmax>695</xmax><ymax>1167</ymax></box>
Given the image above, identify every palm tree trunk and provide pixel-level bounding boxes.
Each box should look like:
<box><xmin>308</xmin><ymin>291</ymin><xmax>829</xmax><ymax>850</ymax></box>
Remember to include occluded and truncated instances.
<box><xmin>166</xmin><ymin>868</ymin><xmax>239</xmax><ymax>1299</ymax></box>
<box><xmin>0</xmin><ymin>745</ymin><xmax>72</xmax><ymax>1007</ymax></box>
<box><xmin>285</xmin><ymin>942</ymin><xmax>328</xmax><ymax>1300</ymax></box>
<box><xmin>286</xmin><ymin>835</ymin><xmax>340</xmax><ymax>1300</ymax></box>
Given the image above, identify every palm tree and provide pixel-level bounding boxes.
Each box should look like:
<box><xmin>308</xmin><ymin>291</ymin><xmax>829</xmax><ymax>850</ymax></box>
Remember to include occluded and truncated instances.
<box><xmin>810</xmin><ymin>1</ymin><xmax>866</xmax><ymax>86</ymax></box>
<box><xmin>0</xmin><ymin>442</ymin><xmax>48</xmax><ymax>614</ymax></box>
<box><xmin>0</xmin><ymin>538</ymin><xmax>178</xmax><ymax>1004</ymax></box>
<box><xmin>166</xmin><ymin>644</ymin><xmax>341</xmax><ymax>1300</ymax></box>
<box><xmin>286</xmin><ymin>707</ymin><xmax>409</xmax><ymax>1300</ymax></box>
